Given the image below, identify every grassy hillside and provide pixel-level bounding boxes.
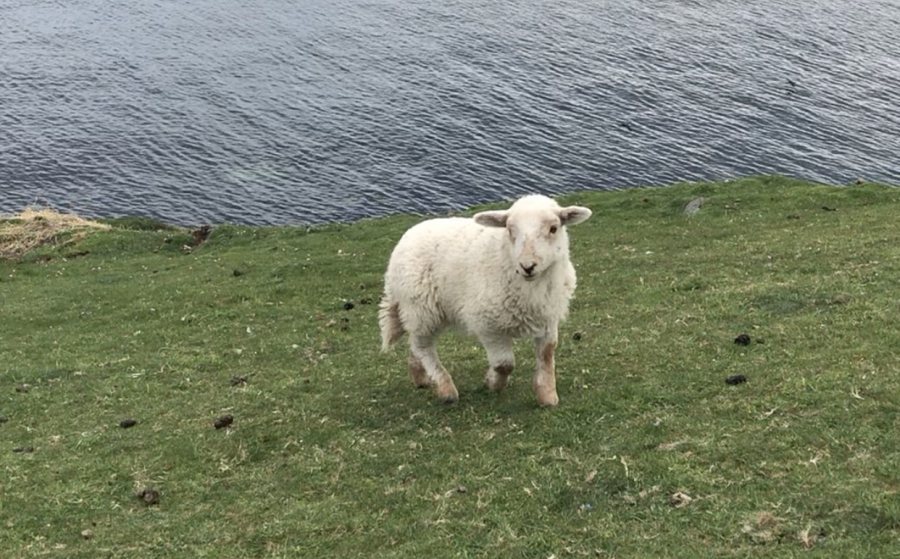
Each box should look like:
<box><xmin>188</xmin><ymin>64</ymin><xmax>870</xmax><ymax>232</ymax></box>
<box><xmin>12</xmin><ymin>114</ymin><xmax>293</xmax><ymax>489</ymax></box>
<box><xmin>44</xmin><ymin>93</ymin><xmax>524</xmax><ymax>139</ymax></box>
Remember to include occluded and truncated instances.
<box><xmin>1</xmin><ymin>176</ymin><xmax>898</xmax><ymax>558</ymax></box>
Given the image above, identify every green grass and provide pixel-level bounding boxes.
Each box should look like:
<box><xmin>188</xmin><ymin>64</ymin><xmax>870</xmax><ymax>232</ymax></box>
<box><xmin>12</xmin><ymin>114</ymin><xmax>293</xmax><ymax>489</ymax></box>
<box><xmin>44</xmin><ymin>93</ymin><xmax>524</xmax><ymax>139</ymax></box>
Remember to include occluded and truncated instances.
<box><xmin>1</xmin><ymin>176</ymin><xmax>898</xmax><ymax>558</ymax></box>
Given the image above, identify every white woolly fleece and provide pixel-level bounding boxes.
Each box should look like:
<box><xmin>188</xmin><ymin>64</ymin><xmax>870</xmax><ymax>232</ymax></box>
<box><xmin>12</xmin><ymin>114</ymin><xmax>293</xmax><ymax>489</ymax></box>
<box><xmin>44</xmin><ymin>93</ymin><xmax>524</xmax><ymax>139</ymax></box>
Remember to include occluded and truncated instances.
<box><xmin>380</xmin><ymin>195</ymin><xmax>582</xmax><ymax>346</ymax></box>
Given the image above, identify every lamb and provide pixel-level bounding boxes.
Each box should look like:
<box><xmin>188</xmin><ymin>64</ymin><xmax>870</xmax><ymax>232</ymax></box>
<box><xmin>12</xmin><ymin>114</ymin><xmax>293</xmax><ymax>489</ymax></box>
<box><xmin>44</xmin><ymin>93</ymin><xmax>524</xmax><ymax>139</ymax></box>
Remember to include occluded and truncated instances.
<box><xmin>378</xmin><ymin>194</ymin><xmax>592</xmax><ymax>407</ymax></box>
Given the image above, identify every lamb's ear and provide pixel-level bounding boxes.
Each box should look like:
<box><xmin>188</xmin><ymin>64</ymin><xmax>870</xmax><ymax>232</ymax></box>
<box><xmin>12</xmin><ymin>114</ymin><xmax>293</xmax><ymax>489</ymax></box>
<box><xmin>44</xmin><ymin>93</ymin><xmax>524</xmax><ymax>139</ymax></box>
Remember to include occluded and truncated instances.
<box><xmin>559</xmin><ymin>205</ymin><xmax>592</xmax><ymax>226</ymax></box>
<box><xmin>474</xmin><ymin>210</ymin><xmax>509</xmax><ymax>228</ymax></box>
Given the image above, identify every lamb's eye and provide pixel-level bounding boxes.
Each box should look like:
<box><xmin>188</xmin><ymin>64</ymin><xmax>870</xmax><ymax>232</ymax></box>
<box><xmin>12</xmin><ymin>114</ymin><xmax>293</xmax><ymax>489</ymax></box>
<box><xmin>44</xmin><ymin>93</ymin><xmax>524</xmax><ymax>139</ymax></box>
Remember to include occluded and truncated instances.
<box><xmin>549</xmin><ymin>225</ymin><xmax>558</xmax><ymax>234</ymax></box>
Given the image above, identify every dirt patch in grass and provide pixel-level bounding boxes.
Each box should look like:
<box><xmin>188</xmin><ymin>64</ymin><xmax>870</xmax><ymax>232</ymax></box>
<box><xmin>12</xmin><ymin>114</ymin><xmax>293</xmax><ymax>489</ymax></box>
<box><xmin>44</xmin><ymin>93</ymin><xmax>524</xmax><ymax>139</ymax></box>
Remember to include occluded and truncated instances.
<box><xmin>742</xmin><ymin>511</ymin><xmax>785</xmax><ymax>544</ymax></box>
<box><xmin>0</xmin><ymin>207</ymin><xmax>110</xmax><ymax>260</ymax></box>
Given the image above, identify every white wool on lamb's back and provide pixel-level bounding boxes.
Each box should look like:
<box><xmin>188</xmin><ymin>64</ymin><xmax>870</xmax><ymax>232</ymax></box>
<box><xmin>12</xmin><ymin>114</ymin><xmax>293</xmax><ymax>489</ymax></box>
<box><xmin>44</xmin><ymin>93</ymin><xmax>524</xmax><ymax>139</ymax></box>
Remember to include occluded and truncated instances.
<box><xmin>379</xmin><ymin>194</ymin><xmax>592</xmax><ymax>407</ymax></box>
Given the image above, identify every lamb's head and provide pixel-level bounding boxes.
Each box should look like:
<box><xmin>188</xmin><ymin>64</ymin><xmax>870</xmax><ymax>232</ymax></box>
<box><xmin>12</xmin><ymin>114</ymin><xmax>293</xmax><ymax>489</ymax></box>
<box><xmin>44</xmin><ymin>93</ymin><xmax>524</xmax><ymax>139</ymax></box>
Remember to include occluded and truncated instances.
<box><xmin>474</xmin><ymin>195</ymin><xmax>592</xmax><ymax>281</ymax></box>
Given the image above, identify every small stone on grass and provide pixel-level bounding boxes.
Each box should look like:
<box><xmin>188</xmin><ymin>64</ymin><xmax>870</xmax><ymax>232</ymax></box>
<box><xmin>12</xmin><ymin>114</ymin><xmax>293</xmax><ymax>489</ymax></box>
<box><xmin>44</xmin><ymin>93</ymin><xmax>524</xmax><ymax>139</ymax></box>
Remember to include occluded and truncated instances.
<box><xmin>683</xmin><ymin>197</ymin><xmax>705</xmax><ymax>216</ymax></box>
<box><xmin>726</xmin><ymin>374</ymin><xmax>748</xmax><ymax>386</ymax></box>
<box><xmin>119</xmin><ymin>419</ymin><xmax>138</xmax><ymax>429</ymax></box>
<box><xmin>137</xmin><ymin>488</ymin><xmax>160</xmax><ymax>506</ymax></box>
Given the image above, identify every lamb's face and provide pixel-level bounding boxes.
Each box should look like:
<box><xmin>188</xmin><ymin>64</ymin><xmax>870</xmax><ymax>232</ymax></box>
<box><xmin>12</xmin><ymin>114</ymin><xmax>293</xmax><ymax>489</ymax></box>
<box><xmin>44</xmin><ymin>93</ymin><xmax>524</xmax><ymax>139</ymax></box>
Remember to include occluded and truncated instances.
<box><xmin>474</xmin><ymin>195</ymin><xmax>592</xmax><ymax>281</ymax></box>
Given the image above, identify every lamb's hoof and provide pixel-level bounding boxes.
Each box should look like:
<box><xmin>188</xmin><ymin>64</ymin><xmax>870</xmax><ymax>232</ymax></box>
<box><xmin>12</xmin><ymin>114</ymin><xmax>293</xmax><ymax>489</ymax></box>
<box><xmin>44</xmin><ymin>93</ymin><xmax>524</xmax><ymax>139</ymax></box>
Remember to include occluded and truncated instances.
<box><xmin>435</xmin><ymin>380</ymin><xmax>459</xmax><ymax>404</ymax></box>
<box><xmin>535</xmin><ymin>389</ymin><xmax>559</xmax><ymax>407</ymax></box>
<box><xmin>485</xmin><ymin>363</ymin><xmax>513</xmax><ymax>392</ymax></box>
<box><xmin>484</xmin><ymin>371</ymin><xmax>509</xmax><ymax>392</ymax></box>
<box><xmin>484</xmin><ymin>380</ymin><xmax>506</xmax><ymax>392</ymax></box>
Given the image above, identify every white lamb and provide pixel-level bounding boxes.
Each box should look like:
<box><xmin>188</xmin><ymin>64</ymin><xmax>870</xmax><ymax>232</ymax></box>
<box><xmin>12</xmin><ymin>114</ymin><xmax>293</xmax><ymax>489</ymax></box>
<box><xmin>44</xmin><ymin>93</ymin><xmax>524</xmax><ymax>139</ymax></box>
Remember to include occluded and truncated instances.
<box><xmin>378</xmin><ymin>194</ymin><xmax>592</xmax><ymax>406</ymax></box>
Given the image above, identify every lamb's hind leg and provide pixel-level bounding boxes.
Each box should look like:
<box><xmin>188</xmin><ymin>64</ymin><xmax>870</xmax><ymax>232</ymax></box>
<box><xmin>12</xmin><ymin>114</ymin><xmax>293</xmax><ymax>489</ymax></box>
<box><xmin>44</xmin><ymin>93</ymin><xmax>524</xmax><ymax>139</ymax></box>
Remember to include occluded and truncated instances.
<box><xmin>482</xmin><ymin>335</ymin><xmax>515</xmax><ymax>392</ymax></box>
<box><xmin>410</xmin><ymin>334</ymin><xmax>458</xmax><ymax>404</ymax></box>
<box><xmin>533</xmin><ymin>327</ymin><xmax>560</xmax><ymax>407</ymax></box>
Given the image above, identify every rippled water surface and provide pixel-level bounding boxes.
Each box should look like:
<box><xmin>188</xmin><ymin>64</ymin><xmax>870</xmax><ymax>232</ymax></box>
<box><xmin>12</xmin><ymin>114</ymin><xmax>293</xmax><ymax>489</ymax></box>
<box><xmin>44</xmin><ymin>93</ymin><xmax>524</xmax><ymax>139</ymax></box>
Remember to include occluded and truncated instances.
<box><xmin>2</xmin><ymin>0</ymin><xmax>898</xmax><ymax>225</ymax></box>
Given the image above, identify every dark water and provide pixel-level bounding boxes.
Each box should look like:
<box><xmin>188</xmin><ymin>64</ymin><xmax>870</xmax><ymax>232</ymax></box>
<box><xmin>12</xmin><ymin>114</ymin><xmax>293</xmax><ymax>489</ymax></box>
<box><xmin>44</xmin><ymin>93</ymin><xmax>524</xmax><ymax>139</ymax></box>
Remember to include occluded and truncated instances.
<box><xmin>2</xmin><ymin>0</ymin><xmax>898</xmax><ymax>226</ymax></box>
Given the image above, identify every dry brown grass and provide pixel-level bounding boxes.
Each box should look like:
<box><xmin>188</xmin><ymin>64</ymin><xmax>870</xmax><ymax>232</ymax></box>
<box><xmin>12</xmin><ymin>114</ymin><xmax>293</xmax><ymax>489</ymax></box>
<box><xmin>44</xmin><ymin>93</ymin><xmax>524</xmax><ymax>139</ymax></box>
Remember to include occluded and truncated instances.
<box><xmin>0</xmin><ymin>207</ymin><xmax>110</xmax><ymax>260</ymax></box>
<box><xmin>741</xmin><ymin>511</ymin><xmax>785</xmax><ymax>544</ymax></box>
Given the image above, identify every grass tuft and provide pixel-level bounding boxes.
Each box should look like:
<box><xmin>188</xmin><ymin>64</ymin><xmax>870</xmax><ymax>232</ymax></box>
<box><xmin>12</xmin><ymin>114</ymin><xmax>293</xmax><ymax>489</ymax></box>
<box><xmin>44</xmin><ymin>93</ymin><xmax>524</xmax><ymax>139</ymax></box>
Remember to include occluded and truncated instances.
<box><xmin>0</xmin><ymin>207</ymin><xmax>110</xmax><ymax>260</ymax></box>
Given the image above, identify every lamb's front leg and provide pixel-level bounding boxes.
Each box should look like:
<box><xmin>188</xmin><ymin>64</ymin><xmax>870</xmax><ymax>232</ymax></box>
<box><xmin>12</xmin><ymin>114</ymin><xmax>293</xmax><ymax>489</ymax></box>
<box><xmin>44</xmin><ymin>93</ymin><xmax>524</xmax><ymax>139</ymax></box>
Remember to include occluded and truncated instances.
<box><xmin>533</xmin><ymin>327</ymin><xmax>559</xmax><ymax>407</ymax></box>
<box><xmin>481</xmin><ymin>335</ymin><xmax>515</xmax><ymax>392</ymax></box>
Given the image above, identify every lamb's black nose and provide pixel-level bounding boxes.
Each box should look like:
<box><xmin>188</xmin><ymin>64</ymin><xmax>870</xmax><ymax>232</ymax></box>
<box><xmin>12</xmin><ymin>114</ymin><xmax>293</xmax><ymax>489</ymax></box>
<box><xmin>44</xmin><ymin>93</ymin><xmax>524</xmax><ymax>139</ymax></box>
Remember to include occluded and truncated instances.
<box><xmin>520</xmin><ymin>263</ymin><xmax>536</xmax><ymax>275</ymax></box>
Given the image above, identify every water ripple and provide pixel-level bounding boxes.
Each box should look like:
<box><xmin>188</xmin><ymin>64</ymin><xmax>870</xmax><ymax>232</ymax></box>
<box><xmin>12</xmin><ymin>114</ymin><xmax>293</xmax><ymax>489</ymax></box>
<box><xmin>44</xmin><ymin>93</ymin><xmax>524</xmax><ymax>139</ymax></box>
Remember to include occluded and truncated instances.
<box><xmin>1</xmin><ymin>0</ymin><xmax>897</xmax><ymax>225</ymax></box>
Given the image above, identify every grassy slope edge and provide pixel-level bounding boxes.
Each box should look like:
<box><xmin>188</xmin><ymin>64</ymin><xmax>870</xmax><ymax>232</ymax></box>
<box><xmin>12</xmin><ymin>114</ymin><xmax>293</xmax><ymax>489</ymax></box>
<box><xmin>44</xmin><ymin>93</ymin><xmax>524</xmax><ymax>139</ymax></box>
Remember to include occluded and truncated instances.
<box><xmin>0</xmin><ymin>176</ymin><xmax>898</xmax><ymax>558</ymax></box>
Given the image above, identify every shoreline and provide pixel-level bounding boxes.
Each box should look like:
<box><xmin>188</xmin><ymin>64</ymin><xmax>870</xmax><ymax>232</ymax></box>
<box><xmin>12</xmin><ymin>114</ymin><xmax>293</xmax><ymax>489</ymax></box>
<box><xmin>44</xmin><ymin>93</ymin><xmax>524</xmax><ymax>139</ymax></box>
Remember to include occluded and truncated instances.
<box><xmin>1</xmin><ymin>174</ymin><xmax>891</xmax><ymax>232</ymax></box>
